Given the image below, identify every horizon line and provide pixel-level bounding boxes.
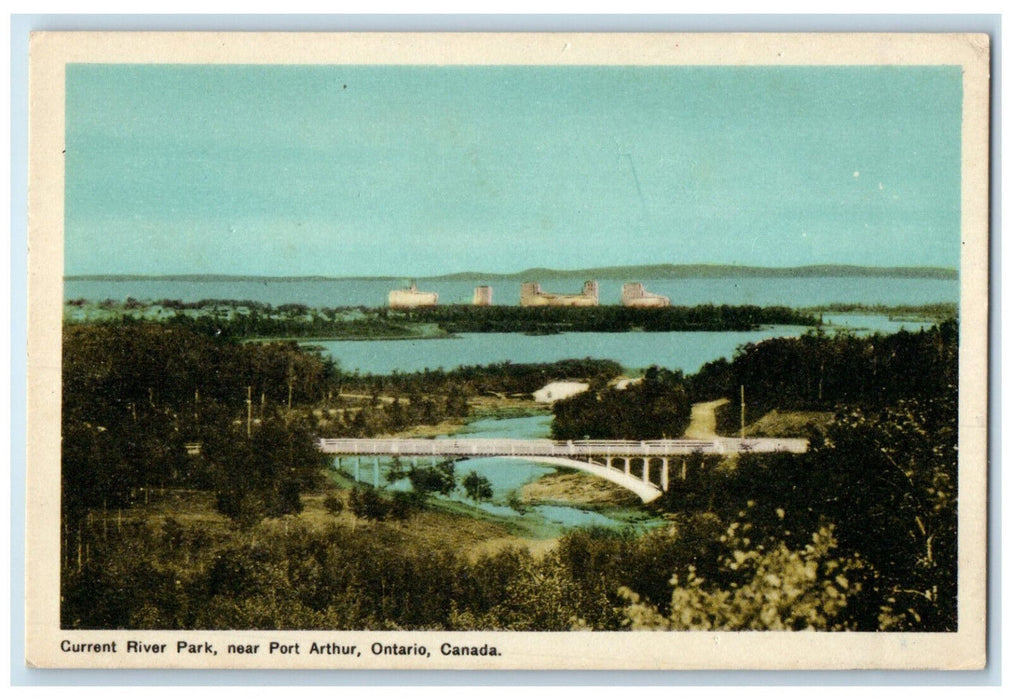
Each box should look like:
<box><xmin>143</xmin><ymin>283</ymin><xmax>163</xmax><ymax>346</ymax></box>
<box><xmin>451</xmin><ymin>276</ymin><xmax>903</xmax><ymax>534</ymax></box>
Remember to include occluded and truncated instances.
<box><xmin>64</xmin><ymin>263</ymin><xmax>959</xmax><ymax>281</ymax></box>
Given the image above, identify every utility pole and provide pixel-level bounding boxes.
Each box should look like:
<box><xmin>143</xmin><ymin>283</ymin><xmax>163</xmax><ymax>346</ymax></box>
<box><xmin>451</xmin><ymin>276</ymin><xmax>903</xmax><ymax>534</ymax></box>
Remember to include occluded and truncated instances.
<box><xmin>740</xmin><ymin>385</ymin><xmax>746</xmax><ymax>439</ymax></box>
<box><xmin>246</xmin><ymin>385</ymin><xmax>252</xmax><ymax>437</ymax></box>
<box><xmin>287</xmin><ymin>362</ymin><xmax>294</xmax><ymax>411</ymax></box>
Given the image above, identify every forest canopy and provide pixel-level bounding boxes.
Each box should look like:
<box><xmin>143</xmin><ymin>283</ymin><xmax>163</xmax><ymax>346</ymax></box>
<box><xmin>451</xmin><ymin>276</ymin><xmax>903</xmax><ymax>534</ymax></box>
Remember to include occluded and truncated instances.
<box><xmin>60</xmin><ymin>318</ymin><xmax>959</xmax><ymax>632</ymax></box>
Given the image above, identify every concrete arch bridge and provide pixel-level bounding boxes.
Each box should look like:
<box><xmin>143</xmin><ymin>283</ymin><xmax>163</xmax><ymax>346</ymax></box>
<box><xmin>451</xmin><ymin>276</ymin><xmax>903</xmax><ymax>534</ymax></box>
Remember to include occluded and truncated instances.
<box><xmin>316</xmin><ymin>436</ymin><xmax>808</xmax><ymax>504</ymax></box>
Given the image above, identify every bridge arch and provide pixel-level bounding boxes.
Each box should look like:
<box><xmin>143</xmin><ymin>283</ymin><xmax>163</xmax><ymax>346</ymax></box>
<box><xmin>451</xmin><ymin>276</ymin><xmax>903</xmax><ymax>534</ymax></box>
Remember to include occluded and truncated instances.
<box><xmin>319</xmin><ymin>435</ymin><xmax>807</xmax><ymax>505</ymax></box>
<box><xmin>460</xmin><ymin>454</ymin><xmax>663</xmax><ymax>503</ymax></box>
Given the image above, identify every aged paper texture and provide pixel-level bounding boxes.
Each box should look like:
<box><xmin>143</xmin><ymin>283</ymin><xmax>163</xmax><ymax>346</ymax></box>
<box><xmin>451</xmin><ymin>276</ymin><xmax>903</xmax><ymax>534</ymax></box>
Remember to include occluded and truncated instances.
<box><xmin>26</xmin><ymin>32</ymin><xmax>990</xmax><ymax>670</ymax></box>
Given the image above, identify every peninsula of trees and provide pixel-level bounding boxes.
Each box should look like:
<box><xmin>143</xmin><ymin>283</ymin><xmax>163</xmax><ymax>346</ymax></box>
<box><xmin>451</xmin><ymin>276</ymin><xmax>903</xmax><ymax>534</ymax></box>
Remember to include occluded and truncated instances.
<box><xmin>65</xmin><ymin>297</ymin><xmax>820</xmax><ymax>338</ymax></box>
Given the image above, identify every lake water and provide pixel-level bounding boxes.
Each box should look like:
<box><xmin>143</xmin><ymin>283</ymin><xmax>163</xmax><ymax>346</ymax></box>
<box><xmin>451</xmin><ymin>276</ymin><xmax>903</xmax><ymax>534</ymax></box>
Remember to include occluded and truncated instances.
<box><xmin>339</xmin><ymin>414</ymin><xmax>666</xmax><ymax>536</ymax></box>
<box><xmin>65</xmin><ymin>275</ymin><xmax>957</xmax><ymax>308</ymax></box>
<box><xmin>312</xmin><ymin>314</ymin><xmax>934</xmax><ymax>375</ymax></box>
<box><xmin>65</xmin><ymin>276</ymin><xmax>948</xmax><ymax>374</ymax></box>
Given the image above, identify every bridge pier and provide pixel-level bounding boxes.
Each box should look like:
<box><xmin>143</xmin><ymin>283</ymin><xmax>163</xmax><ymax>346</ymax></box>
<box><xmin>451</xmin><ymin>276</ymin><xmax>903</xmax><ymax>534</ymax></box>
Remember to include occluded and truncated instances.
<box><xmin>681</xmin><ymin>459</ymin><xmax>687</xmax><ymax>481</ymax></box>
<box><xmin>354</xmin><ymin>456</ymin><xmax>361</xmax><ymax>483</ymax></box>
<box><xmin>373</xmin><ymin>457</ymin><xmax>380</xmax><ymax>487</ymax></box>
<box><xmin>623</xmin><ymin>458</ymin><xmax>630</xmax><ymax>476</ymax></box>
<box><xmin>661</xmin><ymin>458</ymin><xmax>669</xmax><ymax>491</ymax></box>
<box><xmin>641</xmin><ymin>459</ymin><xmax>650</xmax><ymax>484</ymax></box>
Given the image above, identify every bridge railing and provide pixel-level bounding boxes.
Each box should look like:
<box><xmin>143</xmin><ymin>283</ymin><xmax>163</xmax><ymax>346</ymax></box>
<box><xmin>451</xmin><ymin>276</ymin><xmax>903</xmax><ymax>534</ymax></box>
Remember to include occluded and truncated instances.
<box><xmin>316</xmin><ymin>436</ymin><xmax>808</xmax><ymax>456</ymax></box>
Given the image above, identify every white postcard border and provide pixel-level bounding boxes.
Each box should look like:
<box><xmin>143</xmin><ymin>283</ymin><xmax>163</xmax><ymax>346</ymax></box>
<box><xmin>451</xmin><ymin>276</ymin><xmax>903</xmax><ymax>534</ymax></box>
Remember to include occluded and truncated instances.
<box><xmin>25</xmin><ymin>31</ymin><xmax>991</xmax><ymax>671</ymax></box>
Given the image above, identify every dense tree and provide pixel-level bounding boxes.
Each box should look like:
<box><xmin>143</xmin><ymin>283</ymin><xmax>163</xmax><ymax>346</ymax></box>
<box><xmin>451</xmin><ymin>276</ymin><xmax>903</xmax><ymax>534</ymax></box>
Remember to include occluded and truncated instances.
<box><xmin>323</xmin><ymin>493</ymin><xmax>344</xmax><ymax>516</ymax></box>
<box><xmin>462</xmin><ymin>471</ymin><xmax>494</xmax><ymax>502</ymax></box>
<box><xmin>622</xmin><ymin>523</ymin><xmax>866</xmax><ymax>631</ymax></box>
<box><xmin>406</xmin><ymin>461</ymin><xmax>457</xmax><ymax>500</ymax></box>
<box><xmin>690</xmin><ymin>321</ymin><xmax>957</xmax><ymax>433</ymax></box>
<box><xmin>552</xmin><ymin>366</ymin><xmax>691</xmax><ymax>439</ymax></box>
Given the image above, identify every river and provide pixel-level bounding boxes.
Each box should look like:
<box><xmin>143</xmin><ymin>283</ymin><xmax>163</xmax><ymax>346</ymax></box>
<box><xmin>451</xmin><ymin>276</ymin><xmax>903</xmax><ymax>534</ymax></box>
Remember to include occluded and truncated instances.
<box><xmin>337</xmin><ymin>414</ymin><xmax>666</xmax><ymax>538</ymax></box>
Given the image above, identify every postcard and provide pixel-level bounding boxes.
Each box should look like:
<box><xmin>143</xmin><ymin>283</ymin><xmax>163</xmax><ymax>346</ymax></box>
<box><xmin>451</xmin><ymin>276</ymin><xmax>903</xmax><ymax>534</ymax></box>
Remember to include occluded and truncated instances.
<box><xmin>25</xmin><ymin>31</ymin><xmax>990</xmax><ymax>670</ymax></box>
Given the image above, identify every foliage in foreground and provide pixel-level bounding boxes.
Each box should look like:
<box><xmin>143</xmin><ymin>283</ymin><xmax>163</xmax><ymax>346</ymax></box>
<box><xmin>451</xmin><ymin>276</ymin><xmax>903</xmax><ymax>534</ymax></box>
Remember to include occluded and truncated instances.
<box><xmin>622</xmin><ymin>523</ymin><xmax>864</xmax><ymax>631</ymax></box>
<box><xmin>649</xmin><ymin>388</ymin><xmax>957</xmax><ymax>631</ymax></box>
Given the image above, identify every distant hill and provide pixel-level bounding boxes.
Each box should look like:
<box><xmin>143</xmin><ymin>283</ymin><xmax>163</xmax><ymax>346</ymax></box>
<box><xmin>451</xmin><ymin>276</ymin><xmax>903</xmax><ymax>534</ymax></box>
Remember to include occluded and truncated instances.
<box><xmin>64</xmin><ymin>274</ymin><xmax>400</xmax><ymax>282</ymax></box>
<box><xmin>66</xmin><ymin>264</ymin><xmax>957</xmax><ymax>283</ymax></box>
<box><xmin>429</xmin><ymin>264</ymin><xmax>957</xmax><ymax>281</ymax></box>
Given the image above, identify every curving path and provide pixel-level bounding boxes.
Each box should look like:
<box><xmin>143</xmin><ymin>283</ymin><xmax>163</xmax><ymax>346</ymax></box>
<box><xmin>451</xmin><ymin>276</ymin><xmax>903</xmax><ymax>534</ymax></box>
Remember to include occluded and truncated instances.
<box><xmin>683</xmin><ymin>398</ymin><xmax>730</xmax><ymax>440</ymax></box>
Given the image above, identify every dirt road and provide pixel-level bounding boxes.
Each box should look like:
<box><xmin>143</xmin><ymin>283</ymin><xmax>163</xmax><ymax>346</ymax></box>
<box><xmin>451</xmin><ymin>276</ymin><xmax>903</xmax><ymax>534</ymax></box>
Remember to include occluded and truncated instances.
<box><xmin>682</xmin><ymin>398</ymin><xmax>730</xmax><ymax>439</ymax></box>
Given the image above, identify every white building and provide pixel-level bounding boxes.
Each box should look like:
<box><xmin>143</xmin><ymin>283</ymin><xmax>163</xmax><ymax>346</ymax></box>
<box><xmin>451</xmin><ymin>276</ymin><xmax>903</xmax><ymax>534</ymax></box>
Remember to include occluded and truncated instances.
<box><xmin>472</xmin><ymin>285</ymin><xmax>493</xmax><ymax>306</ymax></box>
<box><xmin>388</xmin><ymin>282</ymin><xmax>438</xmax><ymax>309</ymax></box>
<box><xmin>520</xmin><ymin>280</ymin><xmax>599</xmax><ymax>307</ymax></box>
<box><xmin>621</xmin><ymin>282</ymin><xmax>670</xmax><ymax>307</ymax></box>
<box><xmin>533</xmin><ymin>381</ymin><xmax>590</xmax><ymax>404</ymax></box>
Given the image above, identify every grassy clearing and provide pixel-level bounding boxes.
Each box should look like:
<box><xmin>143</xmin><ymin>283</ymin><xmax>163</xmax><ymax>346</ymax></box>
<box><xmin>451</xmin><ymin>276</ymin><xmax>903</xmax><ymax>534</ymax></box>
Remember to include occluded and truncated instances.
<box><xmin>102</xmin><ymin>483</ymin><xmax>536</xmax><ymax>563</ymax></box>
<box><xmin>745</xmin><ymin>409</ymin><xmax>835</xmax><ymax>438</ymax></box>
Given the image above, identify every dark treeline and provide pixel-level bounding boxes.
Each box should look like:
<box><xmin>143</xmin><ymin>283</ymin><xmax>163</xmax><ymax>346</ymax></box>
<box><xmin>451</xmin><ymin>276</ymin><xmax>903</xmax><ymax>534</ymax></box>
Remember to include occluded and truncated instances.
<box><xmin>402</xmin><ymin>304</ymin><xmax>817</xmax><ymax>333</ymax></box>
<box><xmin>62</xmin><ymin>324</ymin><xmax>336</xmax><ymax>536</ymax></box>
<box><xmin>64</xmin><ymin>323</ymin><xmax>337</xmax><ymax>417</ymax></box>
<box><xmin>547</xmin><ymin>324</ymin><xmax>958</xmax><ymax>442</ymax></box>
<box><xmin>166</xmin><ymin>307</ymin><xmax>424</xmax><ymax>340</ymax></box>
<box><xmin>805</xmin><ymin>302</ymin><xmax>958</xmax><ymax>319</ymax></box>
<box><xmin>551</xmin><ymin>366</ymin><xmax>691</xmax><ymax>440</ymax></box>
<box><xmin>67</xmin><ymin>298</ymin><xmax>818</xmax><ymax>339</ymax></box>
<box><xmin>366</xmin><ymin>358</ymin><xmax>623</xmax><ymax>398</ymax></box>
<box><xmin>688</xmin><ymin>320</ymin><xmax>957</xmax><ymax>434</ymax></box>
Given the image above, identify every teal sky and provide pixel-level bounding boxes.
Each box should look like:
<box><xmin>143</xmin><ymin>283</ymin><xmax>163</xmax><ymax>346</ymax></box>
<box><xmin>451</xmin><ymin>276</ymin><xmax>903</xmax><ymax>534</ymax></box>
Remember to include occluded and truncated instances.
<box><xmin>65</xmin><ymin>64</ymin><xmax>962</xmax><ymax>277</ymax></box>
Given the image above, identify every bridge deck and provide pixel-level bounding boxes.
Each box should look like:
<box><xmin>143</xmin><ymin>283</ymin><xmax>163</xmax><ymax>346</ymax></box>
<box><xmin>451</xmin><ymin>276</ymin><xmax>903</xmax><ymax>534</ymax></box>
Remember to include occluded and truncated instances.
<box><xmin>316</xmin><ymin>436</ymin><xmax>808</xmax><ymax>457</ymax></box>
